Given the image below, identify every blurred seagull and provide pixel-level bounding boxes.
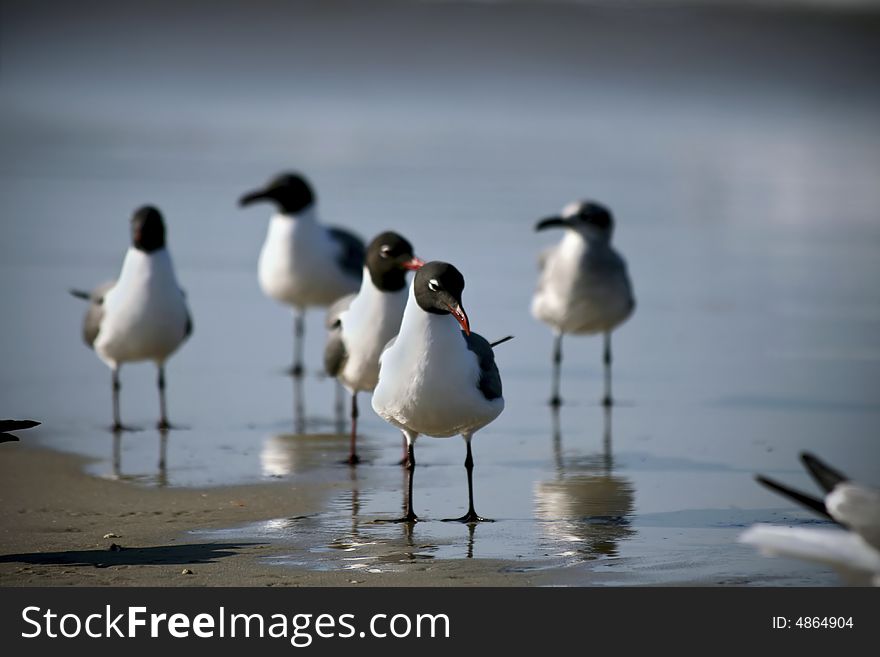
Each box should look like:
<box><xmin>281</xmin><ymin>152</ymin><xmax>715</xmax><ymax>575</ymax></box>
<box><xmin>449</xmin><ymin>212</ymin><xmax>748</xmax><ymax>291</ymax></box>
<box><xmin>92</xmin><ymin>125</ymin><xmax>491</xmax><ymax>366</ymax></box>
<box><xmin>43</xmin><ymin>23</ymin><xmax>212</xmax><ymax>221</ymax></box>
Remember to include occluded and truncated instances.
<box><xmin>531</xmin><ymin>201</ymin><xmax>635</xmax><ymax>407</ymax></box>
<box><xmin>70</xmin><ymin>206</ymin><xmax>192</xmax><ymax>431</ymax></box>
<box><xmin>372</xmin><ymin>262</ymin><xmax>509</xmax><ymax>523</ymax></box>
<box><xmin>0</xmin><ymin>420</ymin><xmax>41</xmax><ymax>443</ymax></box>
<box><xmin>239</xmin><ymin>172</ymin><xmax>364</xmax><ymax>377</ymax></box>
<box><xmin>324</xmin><ymin>232</ymin><xmax>424</xmax><ymax>465</ymax></box>
<box><xmin>740</xmin><ymin>452</ymin><xmax>880</xmax><ymax>586</ymax></box>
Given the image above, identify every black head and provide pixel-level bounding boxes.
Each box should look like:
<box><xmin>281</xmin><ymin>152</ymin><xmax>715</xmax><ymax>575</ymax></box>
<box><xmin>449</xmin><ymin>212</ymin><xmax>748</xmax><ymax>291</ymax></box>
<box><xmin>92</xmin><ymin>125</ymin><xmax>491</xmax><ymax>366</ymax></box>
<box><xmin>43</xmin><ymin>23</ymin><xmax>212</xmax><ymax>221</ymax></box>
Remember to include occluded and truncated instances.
<box><xmin>413</xmin><ymin>261</ymin><xmax>469</xmax><ymax>334</ymax></box>
<box><xmin>365</xmin><ymin>231</ymin><xmax>424</xmax><ymax>292</ymax></box>
<box><xmin>239</xmin><ymin>172</ymin><xmax>315</xmax><ymax>214</ymax></box>
<box><xmin>131</xmin><ymin>205</ymin><xmax>166</xmax><ymax>252</ymax></box>
<box><xmin>535</xmin><ymin>200</ymin><xmax>614</xmax><ymax>238</ymax></box>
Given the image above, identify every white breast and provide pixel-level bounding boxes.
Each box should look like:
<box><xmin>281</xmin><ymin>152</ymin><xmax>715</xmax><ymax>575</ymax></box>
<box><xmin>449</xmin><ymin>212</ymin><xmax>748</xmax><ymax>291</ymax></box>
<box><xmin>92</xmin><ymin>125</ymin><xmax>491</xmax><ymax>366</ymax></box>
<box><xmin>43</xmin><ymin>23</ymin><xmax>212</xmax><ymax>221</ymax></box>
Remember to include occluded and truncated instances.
<box><xmin>372</xmin><ymin>285</ymin><xmax>504</xmax><ymax>438</ymax></box>
<box><xmin>338</xmin><ymin>271</ymin><xmax>408</xmax><ymax>393</ymax></box>
<box><xmin>531</xmin><ymin>231</ymin><xmax>634</xmax><ymax>334</ymax></box>
<box><xmin>94</xmin><ymin>248</ymin><xmax>190</xmax><ymax>367</ymax></box>
<box><xmin>258</xmin><ymin>210</ymin><xmax>359</xmax><ymax>308</ymax></box>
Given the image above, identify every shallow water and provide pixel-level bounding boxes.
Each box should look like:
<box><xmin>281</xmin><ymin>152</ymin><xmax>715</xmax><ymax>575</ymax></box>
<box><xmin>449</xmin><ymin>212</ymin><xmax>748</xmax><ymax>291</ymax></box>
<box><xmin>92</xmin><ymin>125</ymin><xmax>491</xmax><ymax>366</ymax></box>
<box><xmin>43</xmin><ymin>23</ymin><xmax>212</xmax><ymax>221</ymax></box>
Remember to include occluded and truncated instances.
<box><xmin>2</xmin><ymin>1</ymin><xmax>879</xmax><ymax>585</ymax></box>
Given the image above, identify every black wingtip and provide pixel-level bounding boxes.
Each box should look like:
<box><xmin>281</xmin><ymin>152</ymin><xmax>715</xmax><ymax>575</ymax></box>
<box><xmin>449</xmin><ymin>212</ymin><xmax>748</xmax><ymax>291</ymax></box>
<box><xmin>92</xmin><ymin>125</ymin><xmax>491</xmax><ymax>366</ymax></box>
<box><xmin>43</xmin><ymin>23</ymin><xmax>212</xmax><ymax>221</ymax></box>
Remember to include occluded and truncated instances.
<box><xmin>0</xmin><ymin>419</ymin><xmax>41</xmax><ymax>432</ymax></box>
<box><xmin>0</xmin><ymin>433</ymin><xmax>20</xmax><ymax>443</ymax></box>
<box><xmin>489</xmin><ymin>335</ymin><xmax>514</xmax><ymax>348</ymax></box>
<box><xmin>755</xmin><ymin>473</ymin><xmax>836</xmax><ymax>522</ymax></box>
<box><xmin>800</xmin><ymin>452</ymin><xmax>848</xmax><ymax>494</ymax></box>
<box><xmin>69</xmin><ymin>289</ymin><xmax>90</xmax><ymax>300</ymax></box>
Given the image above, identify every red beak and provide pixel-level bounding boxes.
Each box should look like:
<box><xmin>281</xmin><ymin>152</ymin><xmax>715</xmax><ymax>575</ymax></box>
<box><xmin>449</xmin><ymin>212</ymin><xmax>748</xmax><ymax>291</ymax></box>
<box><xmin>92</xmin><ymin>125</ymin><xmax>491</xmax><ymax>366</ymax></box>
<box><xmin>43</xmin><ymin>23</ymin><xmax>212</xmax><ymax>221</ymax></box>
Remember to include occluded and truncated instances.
<box><xmin>446</xmin><ymin>303</ymin><xmax>470</xmax><ymax>335</ymax></box>
<box><xmin>403</xmin><ymin>257</ymin><xmax>425</xmax><ymax>271</ymax></box>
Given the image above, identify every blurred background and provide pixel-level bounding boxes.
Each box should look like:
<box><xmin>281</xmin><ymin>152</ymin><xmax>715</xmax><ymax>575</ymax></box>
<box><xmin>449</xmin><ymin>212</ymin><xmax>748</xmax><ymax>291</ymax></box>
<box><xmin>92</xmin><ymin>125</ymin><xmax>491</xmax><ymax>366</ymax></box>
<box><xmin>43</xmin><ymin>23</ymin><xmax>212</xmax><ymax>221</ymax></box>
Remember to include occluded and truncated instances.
<box><xmin>1</xmin><ymin>0</ymin><xmax>879</xmax><ymax>584</ymax></box>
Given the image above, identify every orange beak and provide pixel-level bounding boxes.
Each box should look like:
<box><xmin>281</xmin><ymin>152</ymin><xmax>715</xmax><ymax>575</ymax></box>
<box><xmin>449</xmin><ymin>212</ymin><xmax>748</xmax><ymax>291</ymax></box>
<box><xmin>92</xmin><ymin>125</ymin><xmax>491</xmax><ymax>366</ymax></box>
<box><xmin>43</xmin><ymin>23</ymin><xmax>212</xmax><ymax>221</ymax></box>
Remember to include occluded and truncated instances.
<box><xmin>447</xmin><ymin>303</ymin><xmax>470</xmax><ymax>335</ymax></box>
<box><xmin>403</xmin><ymin>257</ymin><xmax>425</xmax><ymax>270</ymax></box>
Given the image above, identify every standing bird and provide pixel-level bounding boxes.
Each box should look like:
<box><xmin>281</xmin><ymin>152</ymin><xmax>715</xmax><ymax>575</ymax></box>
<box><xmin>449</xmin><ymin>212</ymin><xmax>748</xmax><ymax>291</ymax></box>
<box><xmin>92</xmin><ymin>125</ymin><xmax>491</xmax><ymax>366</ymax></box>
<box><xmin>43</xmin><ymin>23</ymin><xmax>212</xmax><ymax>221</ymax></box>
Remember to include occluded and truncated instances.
<box><xmin>324</xmin><ymin>232</ymin><xmax>424</xmax><ymax>465</ymax></box>
<box><xmin>531</xmin><ymin>200</ymin><xmax>635</xmax><ymax>407</ymax></box>
<box><xmin>740</xmin><ymin>452</ymin><xmax>880</xmax><ymax>586</ymax></box>
<box><xmin>239</xmin><ymin>172</ymin><xmax>364</xmax><ymax>377</ymax></box>
<box><xmin>372</xmin><ymin>262</ymin><xmax>507</xmax><ymax>523</ymax></box>
<box><xmin>71</xmin><ymin>206</ymin><xmax>192</xmax><ymax>430</ymax></box>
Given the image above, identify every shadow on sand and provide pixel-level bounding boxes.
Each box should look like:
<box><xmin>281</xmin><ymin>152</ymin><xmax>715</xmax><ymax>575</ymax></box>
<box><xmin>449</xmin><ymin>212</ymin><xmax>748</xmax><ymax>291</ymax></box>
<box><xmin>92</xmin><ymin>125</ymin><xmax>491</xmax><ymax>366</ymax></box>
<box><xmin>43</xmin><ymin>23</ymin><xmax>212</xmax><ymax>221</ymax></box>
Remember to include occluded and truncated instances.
<box><xmin>0</xmin><ymin>542</ymin><xmax>261</xmax><ymax>568</ymax></box>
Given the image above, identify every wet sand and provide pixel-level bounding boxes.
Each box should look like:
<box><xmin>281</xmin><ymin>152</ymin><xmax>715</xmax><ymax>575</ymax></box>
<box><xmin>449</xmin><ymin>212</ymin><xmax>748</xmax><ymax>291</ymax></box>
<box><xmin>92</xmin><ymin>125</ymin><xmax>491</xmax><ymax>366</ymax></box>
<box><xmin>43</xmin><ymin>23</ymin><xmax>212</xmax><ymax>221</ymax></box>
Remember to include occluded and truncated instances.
<box><xmin>0</xmin><ymin>443</ymin><xmax>540</xmax><ymax>586</ymax></box>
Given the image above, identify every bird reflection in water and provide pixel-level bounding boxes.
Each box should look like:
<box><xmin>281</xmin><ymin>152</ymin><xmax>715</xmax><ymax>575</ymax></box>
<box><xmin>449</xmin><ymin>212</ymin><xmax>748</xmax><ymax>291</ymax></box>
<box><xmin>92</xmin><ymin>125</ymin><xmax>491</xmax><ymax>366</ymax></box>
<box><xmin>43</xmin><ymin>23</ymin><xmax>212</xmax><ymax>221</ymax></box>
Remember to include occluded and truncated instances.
<box><xmin>535</xmin><ymin>406</ymin><xmax>634</xmax><ymax>560</ymax></box>
<box><xmin>110</xmin><ymin>428</ymin><xmax>168</xmax><ymax>487</ymax></box>
<box><xmin>289</xmin><ymin>369</ymin><xmax>349</xmax><ymax>436</ymax></box>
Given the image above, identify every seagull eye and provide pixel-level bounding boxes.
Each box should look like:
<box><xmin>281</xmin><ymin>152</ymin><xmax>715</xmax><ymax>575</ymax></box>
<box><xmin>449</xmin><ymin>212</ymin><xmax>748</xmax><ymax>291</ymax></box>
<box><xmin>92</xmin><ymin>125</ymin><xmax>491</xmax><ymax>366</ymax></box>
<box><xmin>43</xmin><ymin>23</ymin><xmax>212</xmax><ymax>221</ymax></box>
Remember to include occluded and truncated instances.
<box><xmin>379</xmin><ymin>245</ymin><xmax>391</xmax><ymax>258</ymax></box>
<box><xmin>428</xmin><ymin>279</ymin><xmax>440</xmax><ymax>292</ymax></box>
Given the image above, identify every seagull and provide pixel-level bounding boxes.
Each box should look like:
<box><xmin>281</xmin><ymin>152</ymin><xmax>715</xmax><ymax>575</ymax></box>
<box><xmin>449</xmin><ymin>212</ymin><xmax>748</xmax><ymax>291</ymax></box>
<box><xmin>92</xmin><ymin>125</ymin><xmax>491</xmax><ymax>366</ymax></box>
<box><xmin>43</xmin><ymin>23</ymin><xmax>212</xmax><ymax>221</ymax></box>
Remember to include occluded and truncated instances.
<box><xmin>70</xmin><ymin>206</ymin><xmax>192</xmax><ymax>431</ymax></box>
<box><xmin>372</xmin><ymin>261</ymin><xmax>509</xmax><ymax>523</ymax></box>
<box><xmin>239</xmin><ymin>172</ymin><xmax>364</xmax><ymax>377</ymax></box>
<box><xmin>324</xmin><ymin>231</ymin><xmax>424</xmax><ymax>465</ymax></box>
<box><xmin>531</xmin><ymin>200</ymin><xmax>635</xmax><ymax>407</ymax></box>
<box><xmin>0</xmin><ymin>420</ymin><xmax>40</xmax><ymax>443</ymax></box>
<box><xmin>739</xmin><ymin>452</ymin><xmax>880</xmax><ymax>586</ymax></box>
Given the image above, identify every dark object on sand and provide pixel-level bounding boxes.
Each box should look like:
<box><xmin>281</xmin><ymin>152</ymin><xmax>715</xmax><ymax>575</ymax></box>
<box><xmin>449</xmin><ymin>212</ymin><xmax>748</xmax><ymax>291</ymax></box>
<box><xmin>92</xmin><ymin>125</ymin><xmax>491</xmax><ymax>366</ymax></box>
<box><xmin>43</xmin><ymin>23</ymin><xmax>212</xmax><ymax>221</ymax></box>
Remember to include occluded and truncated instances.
<box><xmin>0</xmin><ymin>419</ymin><xmax>41</xmax><ymax>443</ymax></box>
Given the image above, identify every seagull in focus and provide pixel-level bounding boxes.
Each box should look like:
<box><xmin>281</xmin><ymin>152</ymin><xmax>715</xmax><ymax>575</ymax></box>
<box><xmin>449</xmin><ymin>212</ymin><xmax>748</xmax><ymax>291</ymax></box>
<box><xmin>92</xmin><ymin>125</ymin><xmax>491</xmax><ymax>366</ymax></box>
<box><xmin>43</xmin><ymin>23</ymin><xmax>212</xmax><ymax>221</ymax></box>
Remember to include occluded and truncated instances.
<box><xmin>531</xmin><ymin>200</ymin><xmax>635</xmax><ymax>407</ymax></box>
<box><xmin>70</xmin><ymin>206</ymin><xmax>192</xmax><ymax>431</ymax></box>
<box><xmin>0</xmin><ymin>420</ymin><xmax>41</xmax><ymax>443</ymax></box>
<box><xmin>740</xmin><ymin>452</ymin><xmax>880</xmax><ymax>586</ymax></box>
<box><xmin>324</xmin><ymin>231</ymin><xmax>424</xmax><ymax>465</ymax></box>
<box><xmin>372</xmin><ymin>261</ymin><xmax>509</xmax><ymax>523</ymax></box>
<box><xmin>239</xmin><ymin>172</ymin><xmax>364</xmax><ymax>377</ymax></box>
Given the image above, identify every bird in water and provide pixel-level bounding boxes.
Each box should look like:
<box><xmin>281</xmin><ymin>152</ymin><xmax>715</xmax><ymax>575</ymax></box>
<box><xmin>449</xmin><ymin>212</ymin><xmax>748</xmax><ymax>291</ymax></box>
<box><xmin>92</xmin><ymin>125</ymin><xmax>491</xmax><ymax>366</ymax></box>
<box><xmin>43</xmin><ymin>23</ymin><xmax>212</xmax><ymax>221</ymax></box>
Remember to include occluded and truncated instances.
<box><xmin>71</xmin><ymin>206</ymin><xmax>192</xmax><ymax>431</ymax></box>
<box><xmin>531</xmin><ymin>200</ymin><xmax>635</xmax><ymax>407</ymax></box>
<box><xmin>324</xmin><ymin>231</ymin><xmax>424</xmax><ymax>465</ymax></box>
<box><xmin>239</xmin><ymin>172</ymin><xmax>364</xmax><ymax>377</ymax></box>
<box><xmin>372</xmin><ymin>261</ymin><xmax>510</xmax><ymax>523</ymax></box>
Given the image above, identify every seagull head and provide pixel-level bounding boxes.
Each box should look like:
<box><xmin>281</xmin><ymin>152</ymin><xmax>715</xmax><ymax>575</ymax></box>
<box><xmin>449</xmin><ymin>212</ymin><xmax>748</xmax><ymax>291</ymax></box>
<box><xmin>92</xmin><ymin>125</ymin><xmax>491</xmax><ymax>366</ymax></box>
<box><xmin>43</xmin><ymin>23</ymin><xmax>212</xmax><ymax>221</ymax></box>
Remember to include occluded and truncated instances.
<box><xmin>239</xmin><ymin>172</ymin><xmax>315</xmax><ymax>215</ymax></box>
<box><xmin>366</xmin><ymin>231</ymin><xmax>425</xmax><ymax>291</ymax></box>
<box><xmin>414</xmin><ymin>261</ymin><xmax>470</xmax><ymax>335</ymax></box>
<box><xmin>131</xmin><ymin>205</ymin><xmax>166</xmax><ymax>252</ymax></box>
<box><xmin>535</xmin><ymin>200</ymin><xmax>614</xmax><ymax>241</ymax></box>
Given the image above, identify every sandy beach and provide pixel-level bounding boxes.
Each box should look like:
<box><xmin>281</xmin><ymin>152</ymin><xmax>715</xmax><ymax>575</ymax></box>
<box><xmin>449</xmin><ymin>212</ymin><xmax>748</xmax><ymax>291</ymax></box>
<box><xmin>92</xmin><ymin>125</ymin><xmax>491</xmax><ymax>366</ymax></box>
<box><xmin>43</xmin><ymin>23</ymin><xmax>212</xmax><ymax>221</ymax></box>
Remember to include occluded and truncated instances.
<box><xmin>1</xmin><ymin>1</ymin><xmax>878</xmax><ymax>588</ymax></box>
<box><xmin>0</xmin><ymin>442</ymin><xmax>540</xmax><ymax>586</ymax></box>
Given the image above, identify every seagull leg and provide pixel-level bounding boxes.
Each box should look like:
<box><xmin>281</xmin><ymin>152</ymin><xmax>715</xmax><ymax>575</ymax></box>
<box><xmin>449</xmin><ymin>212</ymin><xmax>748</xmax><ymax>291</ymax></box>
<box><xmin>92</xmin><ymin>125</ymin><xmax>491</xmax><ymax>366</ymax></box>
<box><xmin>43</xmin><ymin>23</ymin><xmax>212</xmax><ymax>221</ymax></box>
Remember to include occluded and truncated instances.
<box><xmin>397</xmin><ymin>432</ymin><xmax>408</xmax><ymax>467</ymax></box>
<box><xmin>601</xmin><ymin>332</ymin><xmax>613</xmax><ymax>407</ymax></box>
<box><xmin>111</xmin><ymin>367</ymin><xmax>123</xmax><ymax>432</ymax></box>
<box><xmin>444</xmin><ymin>435</ymin><xmax>492</xmax><ymax>523</ymax></box>
<box><xmin>549</xmin><ymin>332</ymin><xmax>563</xmax><ymax>407</ymax></box>
<box><xmin>347</xmin><ymin>392</ymin><xmax>360</xmax><ymax>465</ymax></box>
<box><xmin>392</xmin><ymin>433</ymin><xmax>418</xmax><ymax>523</ymax></box>
<box><xmin>157</xmin><ymin>365</ymin><xmax>171</xmax><ymax>430</ymax></box>
<box><xmin>290</xmin><ymin>308</ymin><xmax>305</xmax><ymax>377</ymax></box>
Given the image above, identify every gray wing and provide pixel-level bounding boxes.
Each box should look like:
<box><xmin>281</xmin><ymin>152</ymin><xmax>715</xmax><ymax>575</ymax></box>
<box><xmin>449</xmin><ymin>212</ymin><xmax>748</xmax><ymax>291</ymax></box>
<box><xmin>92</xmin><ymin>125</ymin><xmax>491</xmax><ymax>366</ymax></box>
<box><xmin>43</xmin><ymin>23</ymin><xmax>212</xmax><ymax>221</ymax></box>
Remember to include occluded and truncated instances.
<box><xmin>463</xmin><ymin>331</ymin><xmax>503</xmax><ymax>401</ymax></box>
<box><xmin>325</xmin><ymin>293</ymin><xmax>356</xmax><ymax>330</ymax></box>
<box><xmin>323</xmin><ymin>294</ymin><xmax>356</xmax><ymax>377</ymax></box>
<box><xmin>71</xmin><ymin>281</ymin><xmax>115</xmax><ymax>348</ymax></box>
<box><xmin>327</xmin><ymin>226</ymin><xmax>365</xmax><ymax>279</ymax></box>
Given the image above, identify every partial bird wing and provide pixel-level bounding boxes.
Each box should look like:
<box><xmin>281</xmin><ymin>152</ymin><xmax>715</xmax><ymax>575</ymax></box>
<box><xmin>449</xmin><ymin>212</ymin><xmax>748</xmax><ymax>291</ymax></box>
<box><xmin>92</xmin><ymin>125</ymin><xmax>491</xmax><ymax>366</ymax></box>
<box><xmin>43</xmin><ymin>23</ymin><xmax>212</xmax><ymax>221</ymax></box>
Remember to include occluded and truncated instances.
<box><xmin>70</xmin><ymin>281</ymin><xmax>115</xmax><ymax>348</ymax></box>
<box><xmin>827</xmin><ymin>483</ymin><xmax>880</xmax><ymax>550</ymax></box>
<box><xmin>325</xmin><ymin>293</ymin><xmax>356</xmax><ymax>330</ymax></box>
<box><xmin>0</xmin><ymin>419</ymin><xmax>41</xmax><ymax>443</ymax></box>
<box><xmin>323</xmin><ymin>293</ymin><xmax>356</xmax><ymax>377</ymax></box>
<box><xmin>327</xmin><ymin>227</ymin><xmax>365</xmax><ymax>279</ymax></box>
<box><xmin>463</xmin><ymin>332</ymin><xmax>503</xmax><ymax>401</ymax></box>
<box><xmin>801</xmin><ymin>452</ymin><xmax>848</xmax><ymax>494</ymax></box>
<box><xmin>739</xmin><ymin>524</ymin><xmax>880</xmax><ymax>585</ymax></box>
<box><xmin>755</xmin><ymin>474</ymin><xmax>834</xmax><ymax>522</ymax></box>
